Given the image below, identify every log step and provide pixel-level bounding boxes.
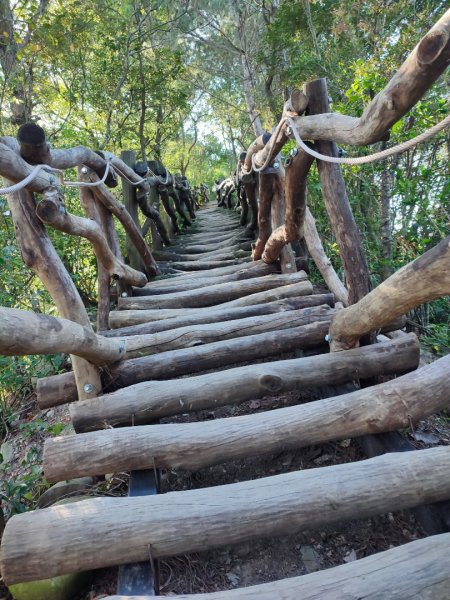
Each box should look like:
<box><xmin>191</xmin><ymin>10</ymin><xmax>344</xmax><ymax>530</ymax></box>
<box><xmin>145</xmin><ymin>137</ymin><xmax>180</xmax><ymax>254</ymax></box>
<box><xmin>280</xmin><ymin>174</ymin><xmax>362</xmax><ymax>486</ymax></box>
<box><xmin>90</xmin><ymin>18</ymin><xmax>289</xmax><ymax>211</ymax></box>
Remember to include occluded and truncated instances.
<box><xmin>45</xmin><ymin>344</ymin><xmax>444</xmax><ymax>483</ymax></box>
<box><xmin>68</xmin><ymin>335</ymin><xmax>419</xmax><ymax>432</ymax></box>
<box><xmin>3</xmin><ymin>447</ymin><xmax>450</xmax><ymax>585</ymax></box>
<box><xmin>105</xmin><ymin>533</ymin><xmax>450</xmax><ymax>599</ymax></box>
<box><xmin>117</xmin><ymin>270</ymin><xmax>309</xmax><ymax>310</ymax></box>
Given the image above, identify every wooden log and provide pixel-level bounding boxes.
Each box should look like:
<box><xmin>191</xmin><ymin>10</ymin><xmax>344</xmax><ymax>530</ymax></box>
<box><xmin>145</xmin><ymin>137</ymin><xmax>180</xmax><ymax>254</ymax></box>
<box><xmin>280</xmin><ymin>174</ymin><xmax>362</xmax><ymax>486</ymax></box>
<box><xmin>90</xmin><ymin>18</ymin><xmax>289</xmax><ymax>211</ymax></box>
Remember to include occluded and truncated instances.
<box><xmin>0</xmin><ymin>307</ymin><xmax>123</xmax><ymax>364</ymax></box>
<box><xmin>69</xmin><ymin>335</ymin><xmax>419</xmax><ymax>431</ymax></box>
<box><xmin>45</xmin><ymin>336</ymin><xmax>425</xmax><ymax>480</ymax></box>
<box><xmin>130</xmin><ymin>262</ymin><xmax>283</xmax><ymax>295</ymax></box>
<box><xmin>156</xmin><ymin>259</ymin><xmax>245</xmax><ymax>271</ymax></box>
<box><xmin>109</xmin><ymin>304</ymin><xmax>335</xmax><ymax>359</ymax></box>
<box><xmin>285</xmin><ymin>8</ymin><xmax>450</xmax><ymax>146</ymax></box>
<box><xmin>262</xmin><ymin>149</ymin><xmax>314</xmax><ymax>264</ymax></box>
<box><xmin>303</xmin><ymin>207</ymin><xmax>349</xmax><ymax>305</ymax></box>
<box><xmin>159</xmin><ymin>188</ymin><xmax>180</xmax><ymax>235</ymax></box>
<box><xmin>152</xmin><ymin>248</ymin><xmax>244</xmax><ymax>262</ymax></box>
<box><xmin>87</xmin><ymin>172</ymin><xmax>159</xmax><ymax>277</ymax></box>
<box><xmin>118</xmin><ymin>271</ymin><xmax>308</xmax><ymax>310</ymax></box>
<box><xmin>35</xmin><ymin>189</ymin><xmax>147</xmax><ymax>287</ymax></box>
<box><xmin>120</xmin><ymin>150</ymin><xmax>145</xmax><ymax>272</ymax></box>
<box><xmin>306</xmin><ymin>78</ymin><xmax>371</xmax><ymax>304</ymax></box>
<box><xmin>107</xmin><ymin>294</ymin><xmax>333</xmax><ymax>333</ymax></box>
<box><xmin>251</xmin><ymin>171</ymin><xmax>274</xmax><ymax>260</ymax></box>
<box><xmin>104</xmin><ymin>534</ymin><xmax>450</xmax><ymax>600</ymax></box>
<box><xmin>6</xmin><ymin>188</ymin><xmax>101</xmax><ymax>400</ymax></box>
<box><xmin>244</xmin><ymin>180</ymin><xmax>258</xmax><ymax>233</ymax></box>
<box><xmin>213</xmin><ymin>280</ymin><xmax>313</xmax><ymax>308</ymax></box>
<box><xmin>4</xmin><ymin>444</ymin><xmax>450</xmax><ymax>585</ymax></box>
<box><xmin>329</xmin><ymin>235</ymin><xmax>450</xmax><ymax>350</ymax></box>
<box><xmin>37</xmin><ymin>298</ymin><xmax>335</xmax><ymax>409</ymax></box>
<box><xmin>269</xmin><ymin>169</ymin><xmax>297</xmax><ymax>273</ymax></box>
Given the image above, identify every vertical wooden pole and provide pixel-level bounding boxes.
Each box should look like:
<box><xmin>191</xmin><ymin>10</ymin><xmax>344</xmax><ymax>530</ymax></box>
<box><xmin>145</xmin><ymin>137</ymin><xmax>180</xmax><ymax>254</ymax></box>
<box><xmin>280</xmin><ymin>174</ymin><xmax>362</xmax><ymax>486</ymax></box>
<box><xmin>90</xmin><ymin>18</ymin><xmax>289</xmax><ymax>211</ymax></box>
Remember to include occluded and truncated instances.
<box><xmin>270</xmin><ymin>168</ymin><xmax>297</xmax><ymax>274</ymax></box>
<box><xmin>121</xmin><ymin>150</ymin><xmax>144</xmax><ymax>272</ymax></box>
<box><xmin>304</xmin><ymin>78</ymin><xmax>371</xmax><ymax>304</ymax></box>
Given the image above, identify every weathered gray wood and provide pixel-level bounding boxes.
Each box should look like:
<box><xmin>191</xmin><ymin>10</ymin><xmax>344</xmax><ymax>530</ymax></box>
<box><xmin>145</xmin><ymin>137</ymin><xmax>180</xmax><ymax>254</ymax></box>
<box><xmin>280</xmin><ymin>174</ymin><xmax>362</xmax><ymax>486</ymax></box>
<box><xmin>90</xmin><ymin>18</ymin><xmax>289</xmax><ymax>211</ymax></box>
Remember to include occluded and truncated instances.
<box><xmin>131</xmin><ymin>257</ymin><xmax>308</xmax><ymax>296</ymax></box>
<box><xmin>120</xmin><ymin>303</ymin><xmax>332</xmax><ymax>358</ymax></box>
<box><xmin>6</xmin><ymin>188</ymin><xmax>101</xmax><ymax>400</ymax></box>
<box><xmin>0</xmin><ymin>307</ymin><xmax>123</xmax><ymax>364</ymax></box>
<box><xmin>213</xmin><ymin>280</ymin><xmax>313</xmax><ymax>308</ymax></box>
<box><xmin>118</xmin><ymin>271</ymin><xmax>308</xmax><ymax>310</ymax></box>
<box><xmin>69</xmin><ymin>335</ymin><xmax>419</xmax><ymax>431</ymax></box>
<box><xmin>330</xmin><ymin>235</ymin><xmax>450</xmax><ymax>350</ymax></box>
<box><xmin>104</xmin><ymin>534</ymin><xmax>450</xmax><ymax>600</ymax></box>
<box><xmin>121</xmin><ymin>150</ymin><xmax>144</xmax><ymax>272</ymax></box>
<box><xmin>106</xmin><ymin>294</ymin><xmax>333</xmax><ymax>333</ymax></box>
<box><xmin>45</xmin><ymin>335</ymin><xmax>428</xmax><ymax>480</ymax></box>
<box><xmin>3</xmin><ymin>446</ymin><xmax>450</xmax><ymax>584</ymax></box>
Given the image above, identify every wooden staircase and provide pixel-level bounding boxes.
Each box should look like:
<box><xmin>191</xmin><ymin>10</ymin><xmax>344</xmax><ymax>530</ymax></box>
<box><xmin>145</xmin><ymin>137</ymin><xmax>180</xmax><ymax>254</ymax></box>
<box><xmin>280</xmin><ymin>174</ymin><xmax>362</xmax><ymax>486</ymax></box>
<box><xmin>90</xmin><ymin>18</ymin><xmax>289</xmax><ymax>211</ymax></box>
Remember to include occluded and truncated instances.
<box><xmin>2</xmin><ymin>203</ymin><xmax>450</xmax><ymax>599</ymax></box>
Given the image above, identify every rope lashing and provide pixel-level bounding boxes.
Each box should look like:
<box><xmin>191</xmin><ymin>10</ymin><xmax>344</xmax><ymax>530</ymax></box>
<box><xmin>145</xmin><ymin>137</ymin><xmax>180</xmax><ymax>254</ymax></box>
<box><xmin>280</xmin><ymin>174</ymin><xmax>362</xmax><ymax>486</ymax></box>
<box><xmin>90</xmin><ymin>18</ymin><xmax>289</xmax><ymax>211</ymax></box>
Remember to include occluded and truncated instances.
<box><xmin>250</xmin><ymin>118</ymin><xmax>287</xmax><ymax>173</ymax></box>
<box><xmin>285</xmin><ymin>113</ymin><xmax>450</xmax><ymax>165</ymax></box>
<box><xmin>0</xmin><ymin>160</ymin><xmax>113</xmax><ymax>195</ymax></box>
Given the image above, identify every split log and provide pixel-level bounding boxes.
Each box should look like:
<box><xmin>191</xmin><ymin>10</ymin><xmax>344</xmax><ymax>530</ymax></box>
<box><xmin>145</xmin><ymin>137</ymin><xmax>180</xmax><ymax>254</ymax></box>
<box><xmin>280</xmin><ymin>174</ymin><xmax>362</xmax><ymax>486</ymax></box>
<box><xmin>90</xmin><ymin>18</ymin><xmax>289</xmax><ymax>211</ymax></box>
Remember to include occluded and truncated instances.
<box><xmin>213</xmin><ymin>280</ymin><xmax>313</xmax><ymax>309</ymax></box>
<box><xmin>6</xmin><ymin>188</ymin><xmax>101</xmax><ymax>400</ymax></box>
<box><xmin>117</xmin><ymin>271</ymin><xmax>308</xmax><ymax>310</ymax></box>
<box><xmin>329</xmin><ymin>235</ymin><xmax>450</xmax><ymax>350</ymax></box>
<box><xmin>306</xmin><ymin>79</ymin><xmax>371</xmax><ymax>304</ymax></box>
<box><xmin>69</xmin><ymin>335</ymin><xmax>419</xmax><ymax>431</ymax></box>
<box><xmin>86</xmin><ymin>171</ymin><xmax>158</xmax><ymax>277</ymax></box>
<box><xmin>44</xmin><ymin>336</ymin><xmax>427</xmax><ymax>480</ymax></box>
<box><xmin>35</xmin><ymin>189</ymin><xmax>147</xmax><ymax>287</ymax></box>
<box><xmin>0</xmin><ymin>307</ymin><xmax>123</xmax><ymax>364</ymax></box>
<box><xmin>4</xmin><ymin>444</ymin><xmax>450</xmax><ymax>584</ymax></box>
<box><xmin>107</xmin><ymin>294</ymin><xmax>333</xmax><ymax>333</ymax></box>
<box><xmin>262</xmin><ymin>149</ymin><xmax>314</xmax><ymax>264</ymax></box>
<box><xmin>104</xmin><ymin>534</ymin><xmax>450</xmax><ymax>600</ymax></box>
<box><xmin>303</xmin><ymin>207</ymin><xmax>349</xmax><ymax>305</ymax></box>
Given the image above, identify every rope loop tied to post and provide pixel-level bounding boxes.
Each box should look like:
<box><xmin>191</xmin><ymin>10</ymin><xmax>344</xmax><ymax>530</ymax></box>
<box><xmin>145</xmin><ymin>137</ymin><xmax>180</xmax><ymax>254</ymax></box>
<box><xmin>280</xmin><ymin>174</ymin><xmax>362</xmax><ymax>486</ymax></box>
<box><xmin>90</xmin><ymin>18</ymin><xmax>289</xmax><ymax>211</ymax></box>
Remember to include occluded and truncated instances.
<box><xmin>286</xmin><ymin>113</ymin><xmax>450</xmax><ymax>166</ymax></box>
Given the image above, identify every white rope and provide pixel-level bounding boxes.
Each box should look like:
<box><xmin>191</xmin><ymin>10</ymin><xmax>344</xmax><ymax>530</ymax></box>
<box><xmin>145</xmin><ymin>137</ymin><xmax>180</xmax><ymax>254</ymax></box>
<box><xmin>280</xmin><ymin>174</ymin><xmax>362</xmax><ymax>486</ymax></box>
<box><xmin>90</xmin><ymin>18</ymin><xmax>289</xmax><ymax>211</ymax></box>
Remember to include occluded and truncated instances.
<box><xmin>0</xmin><ymin>164</ymin><xmax>60</xmax><ymax>195</ymax></box>
<box><xmin>64</xmin><ymin>161</ymin><xmax>112</xmax><ymax>187</ymax></box>
<box><xmin>147</xmin><ymin>166</ymin><xmax>170</xmax><ymax>185</ymax></box>
<box><xmin>251</xmin><ymin>119</ymin><xmax>286</xmax><ymax>173</ymax></box>
<box><xmin>286</xmin><ymin>114</ymin><xmax>450</xmax><ymax>165</ymax></box>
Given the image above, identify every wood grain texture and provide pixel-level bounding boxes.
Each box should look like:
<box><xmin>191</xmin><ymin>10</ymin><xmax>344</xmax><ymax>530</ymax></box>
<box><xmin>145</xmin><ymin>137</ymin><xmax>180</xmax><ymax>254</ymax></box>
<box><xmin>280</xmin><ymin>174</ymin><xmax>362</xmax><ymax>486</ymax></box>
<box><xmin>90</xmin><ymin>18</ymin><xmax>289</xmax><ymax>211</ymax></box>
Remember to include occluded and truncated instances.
<box><xmin>3</xmin><ymin>446</ymin><xmax>450</xmax><ymax>584</ymax></box>
<box><xmin>69</xmin><ymin>335</ymin><xmax>419</xmax><ymax>431</ymax></box>
<box><xmin>105</xmin><ymin>534</ymin><xmax>450</xmax><ymax>600</ymax></box>
<box><xmin>45</xmin><ymin>336</ymin><xmax>433</xmax><ymax>481</ymax></box>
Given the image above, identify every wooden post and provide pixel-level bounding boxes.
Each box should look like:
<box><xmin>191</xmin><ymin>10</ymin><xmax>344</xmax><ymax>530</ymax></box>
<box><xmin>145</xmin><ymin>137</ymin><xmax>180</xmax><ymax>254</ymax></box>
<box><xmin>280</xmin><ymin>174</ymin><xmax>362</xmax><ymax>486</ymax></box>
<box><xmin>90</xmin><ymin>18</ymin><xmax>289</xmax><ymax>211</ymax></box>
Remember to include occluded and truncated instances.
<box><xmin>304</xmin><ymin>78</ymin><xmax>371</xmax><ymax>305</ymax></box>
<box><xmin>121</xmin><ymin>150</ymin><xmax>144</xmax><ymax>272</ymax></box>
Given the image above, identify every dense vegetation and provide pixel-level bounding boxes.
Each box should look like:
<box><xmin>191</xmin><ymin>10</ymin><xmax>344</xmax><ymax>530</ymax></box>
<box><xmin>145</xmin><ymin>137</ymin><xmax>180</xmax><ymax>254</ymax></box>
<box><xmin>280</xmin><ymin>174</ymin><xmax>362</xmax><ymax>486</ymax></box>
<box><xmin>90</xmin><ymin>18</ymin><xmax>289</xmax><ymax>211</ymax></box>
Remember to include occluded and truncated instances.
<box><xmin>0</xmin><ymin>0</ymin><xmax>449</xmax><ymax>426</ymax></box>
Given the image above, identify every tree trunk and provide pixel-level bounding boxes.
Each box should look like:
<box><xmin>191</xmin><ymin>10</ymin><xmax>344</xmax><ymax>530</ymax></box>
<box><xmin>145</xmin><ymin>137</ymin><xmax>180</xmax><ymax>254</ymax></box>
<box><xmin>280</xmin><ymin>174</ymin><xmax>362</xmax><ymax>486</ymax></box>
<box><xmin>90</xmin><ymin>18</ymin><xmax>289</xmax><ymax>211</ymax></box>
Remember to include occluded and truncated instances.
<box><xmin>5</xmin><ymin>445</ymin><xmax>450</xmax><ymax>585</ymax></box>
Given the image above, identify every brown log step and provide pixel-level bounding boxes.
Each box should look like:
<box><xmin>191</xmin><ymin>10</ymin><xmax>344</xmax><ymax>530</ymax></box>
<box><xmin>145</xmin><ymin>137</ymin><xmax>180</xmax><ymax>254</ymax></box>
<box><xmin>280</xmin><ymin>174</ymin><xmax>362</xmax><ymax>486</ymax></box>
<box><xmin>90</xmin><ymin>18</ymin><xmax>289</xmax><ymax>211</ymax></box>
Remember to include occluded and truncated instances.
<box><xmin>46</xmin><ymin>340</ymin><xmax>448</xmax><ymax>482</ymax></box>
<box><xmin>69</xmin><ymin>335</ymin><xmax>419</xmax><ymax>432</ymax></box>
<box><xmin>3</xmin><ymin>446</ymin><xmax>450</xmax><ymax>585</ymax></box>
<box><xmin>106</xmin><ymin>293</ymin><xmax>332</xmax><ymax>333</ymax></box>
<box><xmin>104</xmin><ymin>534</ymin><xmax>450</xmax><ymax>600</ymax></box>
<box><xmin>118</xmin><ymin>271</ymin><xmax>308</xmax><ymax>310</ymax></box>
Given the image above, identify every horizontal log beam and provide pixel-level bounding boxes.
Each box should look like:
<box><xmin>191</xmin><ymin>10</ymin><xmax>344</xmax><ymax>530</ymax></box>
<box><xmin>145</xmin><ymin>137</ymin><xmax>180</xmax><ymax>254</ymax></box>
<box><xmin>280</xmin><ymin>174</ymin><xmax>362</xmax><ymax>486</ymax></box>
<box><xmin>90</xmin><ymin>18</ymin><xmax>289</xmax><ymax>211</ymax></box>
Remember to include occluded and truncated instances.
<box><xmin>106</xmin><ymin>294</ymin><xmax>333</xmax><ymax>333</ymax></box>
<box><xmin>3</xmin><ymin>446</ymin><xmax>450</xmax><ymax>584</ymax></box>
<box><xmin>45</xmin><ymin>336</ymin><xmax>430</xmax><ymax>480</ymax></box>
<box><xmin>329</xmin><ymin>236</ymin><xmax>450</xmax><ymax>350</ymax></box>
<box><xmin>118</xmin><ymin>271</ymin><xmax>308</xmax><ymax>310</ymax></box>
<box><xmin>0</xmin><ymin>308</ymin><xmax>123</xmax><ymax>364</ymax></box>
<box><xmin>213</xmin><ymin>280</ymin><xmax>313</xmax><ymax>308</ymax></box>
<box><xmin>105</xmin><ymin>534</ymin><xmax>450</xmax><ymax>600</ymax></box>
<box><xmin>69</xmin><ymin>335</ymin><xmax>419</xmax><ymax>431</ymax></box>
<box><xmin>119</xmin><ymin>303</ymin><xmax>334</xmax><ymax>359</ymax></box>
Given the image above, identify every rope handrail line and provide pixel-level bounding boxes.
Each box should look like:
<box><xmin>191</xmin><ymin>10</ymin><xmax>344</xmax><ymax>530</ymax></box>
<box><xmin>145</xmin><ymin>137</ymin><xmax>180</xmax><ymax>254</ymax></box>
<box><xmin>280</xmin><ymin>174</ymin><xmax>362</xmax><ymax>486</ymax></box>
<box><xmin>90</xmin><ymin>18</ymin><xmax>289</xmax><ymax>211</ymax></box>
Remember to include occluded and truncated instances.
<box><xmin>286</xmin><ymin>113</ymin><xmax>450</xmax><ymax>166</ymax></box>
